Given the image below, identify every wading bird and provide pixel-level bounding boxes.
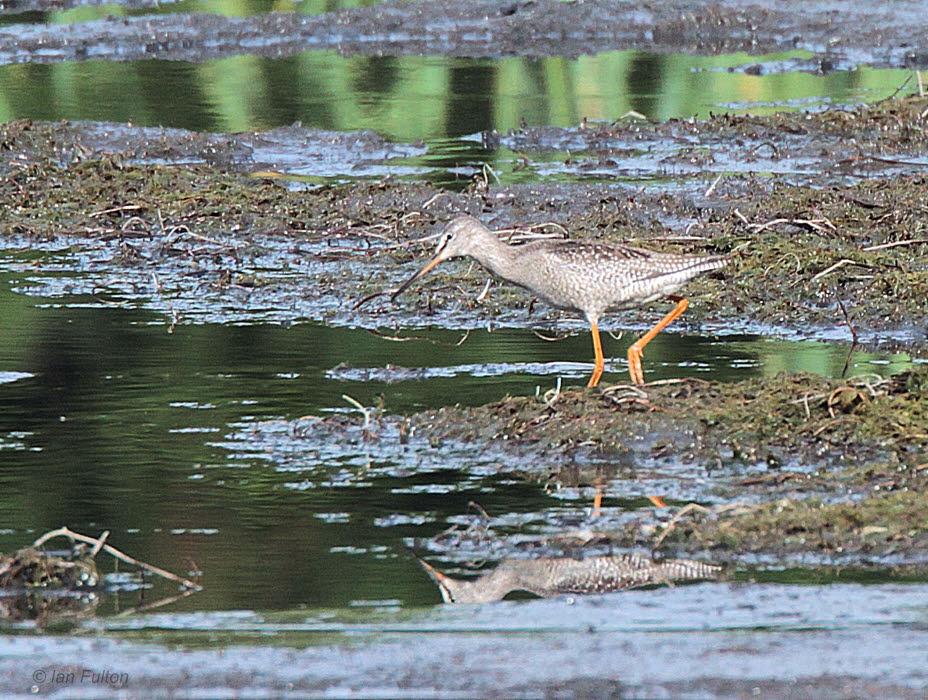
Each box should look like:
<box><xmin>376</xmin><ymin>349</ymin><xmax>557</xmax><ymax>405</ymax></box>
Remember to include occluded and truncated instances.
<box><xmin>392</xmin><ymin>215</ymin><xmax>728</xmax><ymax>387</ymax></box>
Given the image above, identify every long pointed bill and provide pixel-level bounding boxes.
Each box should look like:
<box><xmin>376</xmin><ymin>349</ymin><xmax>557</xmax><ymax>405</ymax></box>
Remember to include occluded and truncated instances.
<box><xmin>415</xmin><ymin>557</ymin><xmax>456</xmax><ymax>603</ymax></box>
<box><xmin>390</xmin><ymin>255</ymin><xmax>444</xmax><ymax>301</ymax></box>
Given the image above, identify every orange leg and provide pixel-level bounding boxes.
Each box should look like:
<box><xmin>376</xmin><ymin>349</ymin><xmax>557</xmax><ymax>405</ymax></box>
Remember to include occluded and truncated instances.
<box><xmin>627</xmin><ymin>296</ymin><xmax>688</xmax><ymax>385</ymax></box>
<box><xmin>587</xmin><ymin>318</ymin><xmax>604</xmax><ymax>388</ymax></box>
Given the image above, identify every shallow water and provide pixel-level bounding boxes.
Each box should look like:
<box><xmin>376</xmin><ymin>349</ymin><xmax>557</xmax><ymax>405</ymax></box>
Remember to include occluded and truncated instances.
<box><xmin>0</xmin><ymin>49</ymin><xmax>914</xmax><ymax>142</ymax></box>
<box><xmin>0</xmin><ymin>261</ymin><xmax>922</xmax><ymax>617</ymax></box>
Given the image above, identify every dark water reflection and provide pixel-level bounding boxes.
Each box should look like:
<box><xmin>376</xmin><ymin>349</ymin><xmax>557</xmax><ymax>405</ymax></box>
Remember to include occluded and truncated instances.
<box><xmin>0</xmin><ymin>274</ymin><xmax>917</xmax><ymax>613</ymax></box>
<box><xmin>0</xmin><ymin>50</ymin><xmax>912</xmax><ymax>140</ymax></box>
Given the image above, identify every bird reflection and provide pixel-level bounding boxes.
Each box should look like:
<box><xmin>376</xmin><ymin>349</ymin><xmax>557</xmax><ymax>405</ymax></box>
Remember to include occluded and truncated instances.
<box><xmin>419</xmin><ymin>552</ymin><xmax>722</xmax><ymax>604</ymax></box>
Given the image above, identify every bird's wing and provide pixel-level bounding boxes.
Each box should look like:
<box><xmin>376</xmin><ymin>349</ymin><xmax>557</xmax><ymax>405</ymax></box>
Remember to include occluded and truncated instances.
<box><xmin>542</xmin><ymin>240</ymin><xmax>653</xmax><ymax>265</ymax></box>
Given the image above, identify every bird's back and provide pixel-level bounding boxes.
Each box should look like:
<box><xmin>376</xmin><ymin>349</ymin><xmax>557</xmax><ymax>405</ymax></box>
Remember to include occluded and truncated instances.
<box><xmin>511</xmin><ymin>239</ymin><xmax>728</xmax><ymax>318</ymax></box>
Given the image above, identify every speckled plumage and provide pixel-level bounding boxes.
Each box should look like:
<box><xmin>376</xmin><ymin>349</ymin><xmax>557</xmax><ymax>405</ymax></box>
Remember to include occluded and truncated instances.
<box><xmin>499</xmin><ymin>238</ymin><xmax>728</xmax><ymax>320</ymax></box>
<box><xmin>392</xmin><ymin>215</ymin><xmax>729</xmax><ymax>386</ymax></box>
<box><xmin>420</xmin><ymin>553</ymin><xmax>723</xmax><ymax>603</ymax></box>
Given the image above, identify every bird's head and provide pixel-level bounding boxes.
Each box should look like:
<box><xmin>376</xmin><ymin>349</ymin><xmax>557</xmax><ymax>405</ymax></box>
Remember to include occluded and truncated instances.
<box><xmin>391</xmin><ymin>215</ymin><xmax>491</xmax><ymax>300</ymax></box>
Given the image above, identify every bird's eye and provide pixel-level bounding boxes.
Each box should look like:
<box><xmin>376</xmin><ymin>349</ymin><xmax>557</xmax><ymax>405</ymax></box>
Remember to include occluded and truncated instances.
<box><xmin>435</xmin><ymin>232</ymin><xmax>452</xmax><ymax>254</ymax></box>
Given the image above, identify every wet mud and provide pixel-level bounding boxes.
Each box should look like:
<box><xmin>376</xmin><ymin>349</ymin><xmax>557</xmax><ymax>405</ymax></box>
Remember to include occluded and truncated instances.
<box><xmin>3</xmin><ymin>96</ymin><xmax>928</xmax><ymax>343</ymax></box>
<box><xmin>239</xmin><ymin>364</ymin><xmax>927</xmax><ymax>565</ymax></box>
<box><xmin>2</xmin><ymin>0</ymin><xmax>928</xmax><ymax>72</ymax></box>
<box><xmin>414</xmin><ymin>366</ymin><xmax>928</xmax><ymax>561</ymax></box>
<box><xmin>3</xmin><ymin>91</ymin><xmax>928</xmax><ymax>574</ymax></box>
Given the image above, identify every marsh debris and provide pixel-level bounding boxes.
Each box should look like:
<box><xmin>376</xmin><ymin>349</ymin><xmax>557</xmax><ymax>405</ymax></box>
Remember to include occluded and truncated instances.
<box><xmin>0</xmin><ymin>527</ymin><xmax>202</xmax><ymax>625</ymax></box>
<box><xmin>0</xmin><ymin>546</ymin><xmax>98</xmax><ymax>591</ymax></box>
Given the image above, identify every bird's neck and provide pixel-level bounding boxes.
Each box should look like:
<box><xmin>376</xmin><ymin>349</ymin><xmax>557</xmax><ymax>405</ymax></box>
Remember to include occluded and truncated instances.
<box><xmin>470</xmin><ymin>235</ymin><xmax>526</xmax><ymax>282</ymax></box>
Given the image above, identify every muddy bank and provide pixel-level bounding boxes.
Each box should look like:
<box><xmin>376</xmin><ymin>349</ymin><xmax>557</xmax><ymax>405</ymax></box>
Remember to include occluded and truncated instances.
<box><xmin>2</xmin><ymin>0</ymin><xmax>928</xmax><ymax>71</ymax></box>
<box><xmin>2</xmin><ymin>102</ymin><xmax>928</xmax><ymax>347</ymax></box>
<box><xmin>409</xmin><ymin>366</ymin><xmax>928</xmax><ymax>560</ymax></box>
<box><xmin>226</xmin><ymin>365</ymin><xmax>928</xmax><ymax>564</ymax></box>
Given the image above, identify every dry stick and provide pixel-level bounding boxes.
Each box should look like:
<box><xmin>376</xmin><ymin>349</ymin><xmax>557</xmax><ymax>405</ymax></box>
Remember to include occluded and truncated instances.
<box><xmin>838</xmin><ymin>299</ymin><xmax>858</xmax><ymax>378</ymax></box>
<box><xmin>342</xmin><ymin>394</ymin><xmax>371</xmax><ymax>430</ymax></box>
<box><xmin>89</xmin><ymin>531</ymin><xmax>109</xmax><ymax>558</ymax></box>
<box><xmin>475</xmin><ymin>279</ymin><xmax>492</xmax><ymax>302</ymax></box>
<box><xmin>33</xmin><ymin>527</ymin><xmax>201</xmax><ymax>589</ymax></box>
<box><xmin>652</xmin><ymin>503</ymin><xmax>712</xmax><ymax>549</ymax></box>
<box><xmin>354</xmin><ymin>290</ymin><xmax>385</xmax><ymax>310</ymax></box>
<box><xmin>812</xmin><ymin>416</ymin><xmax>859</xmax><ymax>437</ymax></box>
<box><xmin>421</xmin><ymin>193</ymin><xmax>447</xmax><ymax>209</ymax></box>
<box><xmin>827</xmin><ymin>386</ymin><xmax>866</xmax><ymax>419</ymax></box>
<box><xmin>542</xmin><ymin>377</ymin><xmax>562</xmax><ymax>409</ymax></box>
<box><xmin>532</xmin><ymin>330</ymin><xmax>571</xmax><ymax>341</ymax></box>
<box><xmin>862</xmin><ymin>239</ymin><xmax>928</xmax><ymax>252</ymax></box>
<box><xmin>810</xmin><ymin>258</ymin><xmax>859</xmax><ymax>282</ymax></box>
<box><xmin>704</xmin><ymin>173</ymin><xmax>724</xmax><ymax>198</ymax></box>
<box><xmin>89</xmin><ymin>204</ymin><xmax>146</xmax><ymax>218</ymax></box>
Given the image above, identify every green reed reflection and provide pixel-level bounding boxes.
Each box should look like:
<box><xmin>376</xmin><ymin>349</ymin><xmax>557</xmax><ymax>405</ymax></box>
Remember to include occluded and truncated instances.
<box><xmin>0</xmin><ymin>50</ymin><xmax>912</xmax><ymax>139</ymax></box>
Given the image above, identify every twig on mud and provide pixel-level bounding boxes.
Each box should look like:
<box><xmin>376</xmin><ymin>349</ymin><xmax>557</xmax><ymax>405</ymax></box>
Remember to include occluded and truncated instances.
<box><xmin>810</xmin><ymin>416</ymin><xmax>859</xmax><ymax>437</ymax></box>
<box><xmin>542</xmin><ymin>377</ymin><xmax>562</xmax><ymax>408</ymax></box>
<box><xmin>33</xmin><ymin>526</ymin><xmax>201</xmax><ymax>590</ymax></box>
<box><xmin>856</xmin><ymin>153</ymin><xmax>928</xmax><ymax>167</ymax></box>
<box><xmin>602</xmin><ymin>383</ymin><xmax>655</xmax><ymax>410</ymax></box>
<box><xmin>475</xmin><ymin>279</ymin><xmax>492</xmax><ymax>302</ymax></box>
<box><xmin>342</xmin><ymin>394</ymin><xmax>371</xmax><ymax>430</ymax></box>
<box><xmin>641</xmin><ymin>377</ymin><xmax>710</xmax><ymax>387</ymax></box>
<box><xmin>748</xmin><ymin>217</ymin><xmax>837</xmax><ymax>236</ymax></box>
<box><xmin>827</xmin><ymin>385</ymin><xmax>869</xmax><ymax>419</ymax></box>
<box><xmin>652</xmin><ymin>503</ymin><xmax>712</xmax><ymax>549</ymax></box>
<box><xmin>173</xmin><ymin>228</ymin><xmax>232</xmax><ymax>247</ymax></box>
<box><xmin>421</xmin><ymin>193</ymin><xmax>447</xmax><ymax>209</ymax></box>
<box><xmin>602</xmin><ymin>384</ymin><xmax>649</xmax><ymax>398</ymax></box>
<box><xmin>799</xmin><ymin>392</ymin><xmax>812</xmax><ymax>420</ymax></box>
<box><xmin>838</xmin><ymin>299</ymin><xmax>858</xmax><ymax>378</ymax></box>
<box><xmin>704</xmin><ymin>173</ymin><xmax>723</xmax><ymax>198</ymax></box>
<box><xmin>354</xmin><ymin>290</ymin><xmax>385</xmax><ymax>310</ymax></box>
<box><xmin>653</xmin><ymin>503</ymin><xmax>757</xmax><ymax>549</ymax></box>
<box><xmin>861</xmin><ymin>239</ymin><xmax>928</xmax><ymax>252</ymax></box>
<box><xmin>810</xmin><ymin>258</ymin><xmax>865</xmax><ymax>282</ymax></box>
<box><xmin>749</xmin><ymin>141</ymin><xmax>781</xmax><ymax>158</ymax></box>
<box><xmin>89</xmin><ymin>204</ymin><xmax>146</xmax><ymax>218</ymax></box>
<box><xmin>788</xmin><ymin>374</ymin><xmax>889</xmax><ymax>411</ymax></box>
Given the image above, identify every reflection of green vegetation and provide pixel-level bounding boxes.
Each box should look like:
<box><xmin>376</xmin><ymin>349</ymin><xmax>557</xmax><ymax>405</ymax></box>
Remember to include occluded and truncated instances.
<box><xmin>0</xmin><ymin>49</ymin><xmax>913</xmax><ymax>139</ymax></box>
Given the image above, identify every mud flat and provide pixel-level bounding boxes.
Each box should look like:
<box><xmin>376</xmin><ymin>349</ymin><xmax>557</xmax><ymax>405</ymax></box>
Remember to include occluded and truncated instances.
<box><xmin>1</xmin><ymin>0</ymin><xmax>928</xmax><ymax>70</ymax></box>
<box><xmin>2</xmin><ymin>95</ymin><xmax>928</xmax><ymax>342</ymax></box>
